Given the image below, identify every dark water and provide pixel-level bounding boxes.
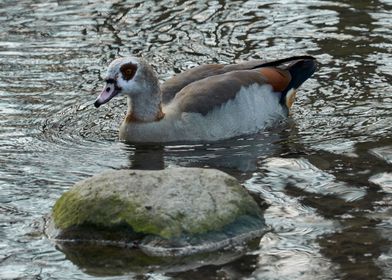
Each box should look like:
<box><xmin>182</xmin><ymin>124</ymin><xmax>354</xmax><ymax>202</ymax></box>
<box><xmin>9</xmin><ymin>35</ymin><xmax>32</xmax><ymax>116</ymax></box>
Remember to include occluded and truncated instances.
<box><xmin>1</xmin><ymin>0</ymin><xmax>391</xmax><ymax>279</ymax></box>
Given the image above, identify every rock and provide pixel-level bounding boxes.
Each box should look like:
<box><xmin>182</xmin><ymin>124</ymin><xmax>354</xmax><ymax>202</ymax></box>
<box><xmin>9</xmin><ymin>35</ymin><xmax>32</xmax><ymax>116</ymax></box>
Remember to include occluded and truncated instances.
<box><xmin>49</xmin><ymin>167</ymin><xmax>266</xmax><ymax>257</ymax></box>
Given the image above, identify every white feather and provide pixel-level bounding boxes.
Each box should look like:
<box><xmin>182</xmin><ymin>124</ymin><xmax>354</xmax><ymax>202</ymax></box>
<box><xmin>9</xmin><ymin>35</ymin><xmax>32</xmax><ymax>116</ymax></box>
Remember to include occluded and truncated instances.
<box><xmin>119</xmin><ymin>84</ymin><xmax>287</xmax><ymax>142</ymax></box>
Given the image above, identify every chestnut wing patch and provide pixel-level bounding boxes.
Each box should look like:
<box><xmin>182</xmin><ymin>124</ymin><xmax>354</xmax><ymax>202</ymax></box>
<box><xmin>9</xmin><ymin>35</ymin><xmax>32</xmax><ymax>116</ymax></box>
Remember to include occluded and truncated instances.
<box><xmin>120</xmin><ymin>62</ymin><xmax>137</xmax><ymax>81</ymax></box>
<box><xmin>259</xmin><ymin>67</ymin><xmax>291</xmax><ymax>92</ymax></box>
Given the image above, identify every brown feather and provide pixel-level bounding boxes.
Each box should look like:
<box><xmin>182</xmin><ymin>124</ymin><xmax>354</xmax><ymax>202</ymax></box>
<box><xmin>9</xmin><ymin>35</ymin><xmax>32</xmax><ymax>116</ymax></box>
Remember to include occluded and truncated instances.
<box><xmin>259</xmin><ymin>68</ymin><xmax>291</xmax><ymax>92</ymax></box>
<box><xmin>161</xmin><ymin>64</ymin><xmax>225</xmax><ymax>103</ymax></box>
<box><xmin>160</xmin><ymin>57</ymin><xmax>315</xmax><ymax>105</ymax></box>
<box><xmin>126</xmin><ymin>104</ymin><xmax>165</xmax><ymax>123</ymax></box>
<box><xmin>173</xmin><ymin>70</ymin><xmax>267</xmax><ymax>116</ymax></box>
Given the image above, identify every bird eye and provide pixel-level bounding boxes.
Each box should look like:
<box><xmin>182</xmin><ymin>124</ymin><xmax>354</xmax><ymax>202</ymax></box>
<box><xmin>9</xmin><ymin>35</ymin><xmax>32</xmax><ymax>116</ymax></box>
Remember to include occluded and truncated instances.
<box><xmin>106</xmin><ymin>86</ymin><xmax>111</xmax><ymax>92</ymax></box>
<box><xmin>120</xmin><ymin>63</ymin><xmax>137</xmax><ymax>81</ymax></box>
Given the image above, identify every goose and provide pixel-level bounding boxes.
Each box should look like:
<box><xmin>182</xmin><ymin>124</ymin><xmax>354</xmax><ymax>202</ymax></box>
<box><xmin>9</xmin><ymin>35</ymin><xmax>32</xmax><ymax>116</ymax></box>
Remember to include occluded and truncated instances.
<box><xmin>94</xmin><ymin>55</ymin><xmax>317</xmax><ymax>143</ymax></box>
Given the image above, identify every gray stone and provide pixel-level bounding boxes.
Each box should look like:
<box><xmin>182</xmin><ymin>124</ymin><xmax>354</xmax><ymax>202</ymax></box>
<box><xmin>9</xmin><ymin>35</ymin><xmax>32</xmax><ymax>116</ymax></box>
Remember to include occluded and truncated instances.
<box><xmin>49</xmin><ymin>167</ymin><xmax>266</xmax><ymax>256</ymax></box>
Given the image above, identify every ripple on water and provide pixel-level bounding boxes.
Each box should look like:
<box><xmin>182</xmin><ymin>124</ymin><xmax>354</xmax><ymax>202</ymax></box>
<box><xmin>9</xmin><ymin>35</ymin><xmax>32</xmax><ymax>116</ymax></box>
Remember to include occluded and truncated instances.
<box><xmin>370</xmin><ymin>173</ymin><xmax>392</xmax><ymax>191</ymax></box>
<box><xmin>247</xmin><ymin>232</ymin><xmax>336</xmax><ymax>280</ymax></box>
<box><xmin>42</xmin><ymin>99</ymin><xmax>124</xmax><ymax>143</ymax></box>
<box><xmin>369</xmin><ymin>146</ymin><xmax>392</xmax><ymax>165</ymax></box>
<box><xmin>369</xmin><ymin>172</ymin><xmax>392</xmax><ymax>279</ymax></box>
<box><xmin>245</xmin><ymin>163</ymin><xmax>339</xmax><ymax>280</ymax></box>
<box><xmin>256</xmin><ymin>157</ymin><xmax>366</xmax><ymax>202</ymax></box>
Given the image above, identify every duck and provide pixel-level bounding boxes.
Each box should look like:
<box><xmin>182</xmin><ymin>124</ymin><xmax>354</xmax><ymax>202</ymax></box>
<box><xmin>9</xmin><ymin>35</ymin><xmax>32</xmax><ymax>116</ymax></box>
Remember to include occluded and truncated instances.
<box><xmin>94</xmin><ymin>55</ymin><xmax>317</xmax><ymax>143</ymax></box>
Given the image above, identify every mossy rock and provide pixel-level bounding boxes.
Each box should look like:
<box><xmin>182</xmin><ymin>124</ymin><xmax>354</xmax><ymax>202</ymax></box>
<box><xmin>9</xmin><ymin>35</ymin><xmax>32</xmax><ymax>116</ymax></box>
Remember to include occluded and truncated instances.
<box><xmin>49</xmin><ymin>167</ymin><xmax>266</xmax><ymax>256</ymax></box>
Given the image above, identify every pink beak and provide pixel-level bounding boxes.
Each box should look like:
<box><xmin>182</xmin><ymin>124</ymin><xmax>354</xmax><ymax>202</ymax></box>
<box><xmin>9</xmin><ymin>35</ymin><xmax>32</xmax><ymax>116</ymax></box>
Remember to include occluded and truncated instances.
<box><xmin>94</xmin><ymin>83</ymin><xmax>120</xmax><ymax>108</ymax></box>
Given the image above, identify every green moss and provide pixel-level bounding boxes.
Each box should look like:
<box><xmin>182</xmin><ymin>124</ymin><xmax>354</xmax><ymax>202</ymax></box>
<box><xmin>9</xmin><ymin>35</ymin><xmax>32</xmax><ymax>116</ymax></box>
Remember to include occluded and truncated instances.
<box><xmin>52</xmin><ymin>175</ymin><xmax>262</xmax><ymax>240</ymax></box>
<box><xmin>53</xmin><ymin>190</ymin><xmax>168</xmax><ymax>237</ymax></box>
<box><xmin>183</xmin><ymin>197</ymin><xmax>260</xmax><ymax>235</ymax></box>
<box><xmin>224</xmin><ymin>178</ymin><xmax>241</xmax><ymax>189</ymax></box>
<box><xmin>224</xmin><ymin>178</ymin><xmax>263</xmax><ymax>216</ymax></box>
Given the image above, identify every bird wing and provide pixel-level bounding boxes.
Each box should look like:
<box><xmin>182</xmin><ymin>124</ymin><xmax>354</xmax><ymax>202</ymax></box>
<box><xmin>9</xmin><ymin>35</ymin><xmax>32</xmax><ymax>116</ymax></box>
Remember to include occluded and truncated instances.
<box><xmin>171</xmin><ymin>68</ymin><xmax>291</xmax><ymax>116</ymax></box>
<box><xmin>160</xmin><ymin>61</ymin><xmax>271</xmax><ymax>104</ymax></box>
<box><xmin>160</xmin><ymin>56</ymin><xmax>315</xmax><ymax>104</ymax></box>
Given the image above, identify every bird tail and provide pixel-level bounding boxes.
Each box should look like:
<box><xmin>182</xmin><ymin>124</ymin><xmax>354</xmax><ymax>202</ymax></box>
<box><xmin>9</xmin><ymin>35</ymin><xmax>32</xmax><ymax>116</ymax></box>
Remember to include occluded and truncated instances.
<box><xmin>252</xmin><ymin>56</ymin><xmax>317</xmax><ymax>108</ymax></box>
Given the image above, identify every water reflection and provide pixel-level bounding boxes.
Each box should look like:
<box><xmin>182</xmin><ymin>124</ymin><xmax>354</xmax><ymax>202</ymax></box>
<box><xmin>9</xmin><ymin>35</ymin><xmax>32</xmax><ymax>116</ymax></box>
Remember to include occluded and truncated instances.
<box><xmin>56</xmin><ymin>242</ymin><xmax>249</xmax><ymax>277</ymax></box>
<box><xmin>126</xmin><ymin>124</ymin><xmax>288</xmax><ymax>174</ymax></box>
<box><xmin>130</xmin><ymin>145</ymin><xmax>165</xmax><ymax>170</ymax></box>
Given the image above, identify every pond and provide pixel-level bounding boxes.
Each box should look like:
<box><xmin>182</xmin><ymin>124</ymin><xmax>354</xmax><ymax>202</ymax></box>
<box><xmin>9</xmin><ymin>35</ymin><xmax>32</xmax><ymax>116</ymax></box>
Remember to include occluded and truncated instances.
<box><xmin>1</xmin><ymin>0</ymin><xmax>391</xmax><ymax>279</ymax></box>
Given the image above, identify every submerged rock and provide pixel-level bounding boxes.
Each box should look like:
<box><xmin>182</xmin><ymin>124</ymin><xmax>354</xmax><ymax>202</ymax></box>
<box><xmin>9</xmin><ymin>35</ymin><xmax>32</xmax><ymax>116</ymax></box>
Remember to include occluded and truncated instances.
<box><xmin>48</xmin><ymin>167</ymin><xmax>266</xmax><ymax>257</ymax></box>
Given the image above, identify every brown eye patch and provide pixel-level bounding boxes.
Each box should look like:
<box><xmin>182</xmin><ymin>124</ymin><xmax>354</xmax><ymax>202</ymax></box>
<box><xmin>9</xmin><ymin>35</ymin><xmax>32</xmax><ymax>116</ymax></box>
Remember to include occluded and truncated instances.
<box><xmin>120</xmin><ymin>63</ymin><xmax>137</xmax><ymax>81</ymax></box>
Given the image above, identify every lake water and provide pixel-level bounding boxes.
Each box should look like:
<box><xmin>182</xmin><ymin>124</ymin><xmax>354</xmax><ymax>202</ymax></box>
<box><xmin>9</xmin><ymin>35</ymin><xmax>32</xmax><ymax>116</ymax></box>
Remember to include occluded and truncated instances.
<box><xmin>1</xmin><ymin>0</ymin><xmax>391</xmax><ymax>279</ymax></box>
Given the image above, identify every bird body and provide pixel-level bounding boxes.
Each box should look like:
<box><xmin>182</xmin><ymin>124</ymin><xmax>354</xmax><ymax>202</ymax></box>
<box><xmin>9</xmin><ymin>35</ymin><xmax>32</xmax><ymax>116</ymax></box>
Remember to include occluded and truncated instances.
<box><xmin>94</xmin><ymin>56</ymin><xmax>317</xmax><ymax>143</ymax></box>
<box><xmin>119</xmin><ymin>83</ymin><xmax>285</xmax><ymax>142</ymax></box>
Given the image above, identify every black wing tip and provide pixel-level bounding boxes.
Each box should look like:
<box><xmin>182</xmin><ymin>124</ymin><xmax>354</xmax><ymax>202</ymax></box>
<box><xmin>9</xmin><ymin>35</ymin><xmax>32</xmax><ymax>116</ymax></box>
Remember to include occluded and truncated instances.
<box><xmin>287</xmin><ymin>55</ymin><xmax>316</xmax><ymax>61</ymax></box>
<box><xmin>251</xmin><ymin>55</ymin><xmax>317</xmax><ymax>69</ymax></box>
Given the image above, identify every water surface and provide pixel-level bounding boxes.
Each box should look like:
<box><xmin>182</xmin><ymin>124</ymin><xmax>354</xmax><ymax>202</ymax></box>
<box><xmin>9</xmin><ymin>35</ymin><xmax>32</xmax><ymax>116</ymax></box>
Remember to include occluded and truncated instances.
<box><xmin>1</xmin><ymin>0</ymin><xmax>391</xmax><ymax>279</ymax></box>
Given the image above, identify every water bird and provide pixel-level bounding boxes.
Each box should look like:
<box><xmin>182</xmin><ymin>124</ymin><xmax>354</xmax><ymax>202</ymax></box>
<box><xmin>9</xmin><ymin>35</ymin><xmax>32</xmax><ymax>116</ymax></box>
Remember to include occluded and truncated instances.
<box><xmin>94</xmin><ymin>56</ymin><xmax>316</xmax><ymax>142</ymax></box>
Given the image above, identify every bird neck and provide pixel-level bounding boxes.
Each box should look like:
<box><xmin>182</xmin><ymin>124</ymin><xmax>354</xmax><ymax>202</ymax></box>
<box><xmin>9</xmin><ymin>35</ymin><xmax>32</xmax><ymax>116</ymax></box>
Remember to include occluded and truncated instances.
<box><xmin>125</xmin><ymin>87</ymin><xmax>165</xmax><ymax>123</ymax></box>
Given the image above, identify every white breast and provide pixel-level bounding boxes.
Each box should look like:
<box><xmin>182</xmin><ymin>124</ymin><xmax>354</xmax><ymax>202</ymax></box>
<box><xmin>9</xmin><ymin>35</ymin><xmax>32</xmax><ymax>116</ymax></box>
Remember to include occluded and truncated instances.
<box><xmin>120</xmin><ymin>84</ymin><xmax>287</xmax><ymax>142</ymax></box>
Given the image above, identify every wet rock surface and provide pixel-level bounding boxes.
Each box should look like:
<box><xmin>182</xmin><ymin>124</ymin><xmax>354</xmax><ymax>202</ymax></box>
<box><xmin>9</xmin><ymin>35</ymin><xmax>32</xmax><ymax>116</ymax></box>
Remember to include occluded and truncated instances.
<box><xmin>48</xmin><ymin>168</ymin><xmax>266</xmax><ymax>257</ymax></box>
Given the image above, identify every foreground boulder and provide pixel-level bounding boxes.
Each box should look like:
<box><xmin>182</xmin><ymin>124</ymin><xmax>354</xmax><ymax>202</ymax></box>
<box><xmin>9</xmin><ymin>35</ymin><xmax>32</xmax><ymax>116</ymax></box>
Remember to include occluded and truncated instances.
<box><xmin>48</xmin><ymin>167</ymin><xmax>266</xmax><ymax>257</ymax></box>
